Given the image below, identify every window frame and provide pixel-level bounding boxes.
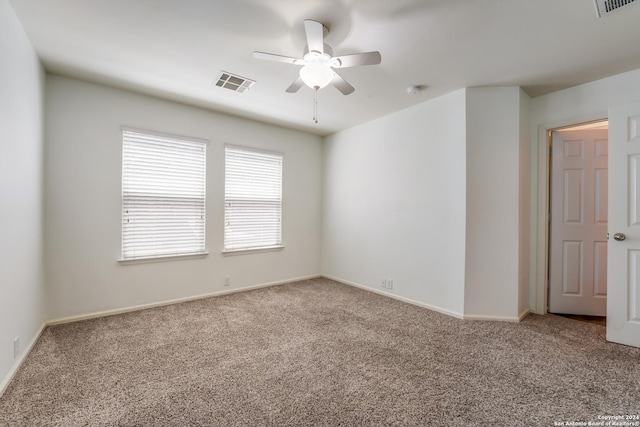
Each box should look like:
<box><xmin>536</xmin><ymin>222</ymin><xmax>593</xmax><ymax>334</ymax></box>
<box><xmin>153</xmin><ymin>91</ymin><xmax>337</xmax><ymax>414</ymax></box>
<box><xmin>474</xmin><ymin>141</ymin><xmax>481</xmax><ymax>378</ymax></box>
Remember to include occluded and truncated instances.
<box><xmin>119</xmin><ymin>127</ymin><xmax>208</xmax><ymax>264</ymax></box>
<box><xmin>223</xmin><ymin>144</ymin><xmax>284</xmax><ymax>255</ymax></box>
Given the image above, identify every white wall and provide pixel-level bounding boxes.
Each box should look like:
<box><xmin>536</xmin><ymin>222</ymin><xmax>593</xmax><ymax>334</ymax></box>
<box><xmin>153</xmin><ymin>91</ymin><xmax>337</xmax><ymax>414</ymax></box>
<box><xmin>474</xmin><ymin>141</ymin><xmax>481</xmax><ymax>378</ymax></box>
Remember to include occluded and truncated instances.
<box><xmin>45</xmin><ymin>76</ymin><xmax>323</xmax><ymax>321</ymax></box>
<box><xmin>463</xmin><ymin>87</ymin><xmax>524</xmax><ymax>319</ymax></box>
<box><xmin>518</xmin><ymin>89</ymin><xmax>531</xmax><ymax>316</ymax></box>
<box><xmin>322</xmin><ymin>89</ymin><xmax>468</xmax><ymax>317</ymax></box>
<box><xmin>532</xmin><ymin>68</ymin><xmax>640</xmax><ymax>126</ymax></box>
<box><xmin>0</xmin><ymin>0</ymin><xmax>46</xmax><ymax>392</ymax></box>
<box><xmin>529</xmin><ymin>68</ymin><xmax>640</xmax><ymax>313</ymax></box>
<box><xmin>322</xmin><ymin>87</ymin><xmax>531</xmax><ymax>320</ymax></box>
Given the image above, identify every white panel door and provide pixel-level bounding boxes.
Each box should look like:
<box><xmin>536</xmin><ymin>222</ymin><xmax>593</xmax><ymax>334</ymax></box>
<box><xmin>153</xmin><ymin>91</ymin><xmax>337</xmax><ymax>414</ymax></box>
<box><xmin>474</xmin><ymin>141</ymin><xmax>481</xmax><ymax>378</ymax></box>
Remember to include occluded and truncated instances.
<box><xmin>608</xmin><ymin>103</ymin><xmax>640</xmax><ymax>348</ymax></box>
<box><xmin>549</xmin><ymin>129</ymin><xmax>608</xmax><ymax>315</ymax></box>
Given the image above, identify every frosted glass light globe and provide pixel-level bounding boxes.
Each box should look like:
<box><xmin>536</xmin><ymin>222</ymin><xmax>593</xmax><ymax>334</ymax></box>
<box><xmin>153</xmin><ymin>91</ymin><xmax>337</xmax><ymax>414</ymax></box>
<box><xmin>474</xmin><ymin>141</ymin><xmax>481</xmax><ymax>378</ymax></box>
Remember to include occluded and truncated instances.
<box><xmin>299</xmin><ymin>62</ymin><xmax>334</xmax><ymax>89</ymax></box>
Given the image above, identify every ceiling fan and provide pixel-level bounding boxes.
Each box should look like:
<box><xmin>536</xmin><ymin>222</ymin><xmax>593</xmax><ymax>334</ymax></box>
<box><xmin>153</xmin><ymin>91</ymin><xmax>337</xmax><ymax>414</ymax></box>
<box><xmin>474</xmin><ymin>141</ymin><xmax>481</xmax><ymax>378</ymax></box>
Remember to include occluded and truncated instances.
<box><xmin>253</xmin><ymin>19</ymin><xmax>382</xmax><ymax>95</ymax></box>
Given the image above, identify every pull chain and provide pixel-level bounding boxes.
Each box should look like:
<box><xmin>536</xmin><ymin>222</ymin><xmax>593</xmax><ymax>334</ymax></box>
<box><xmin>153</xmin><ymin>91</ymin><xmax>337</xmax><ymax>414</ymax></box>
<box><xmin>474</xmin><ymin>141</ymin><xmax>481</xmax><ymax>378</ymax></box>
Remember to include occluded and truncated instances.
<box><xmin>313</xmin><ymin>86</ymin><xmax>319</xmax><ymax>124</ymax></box>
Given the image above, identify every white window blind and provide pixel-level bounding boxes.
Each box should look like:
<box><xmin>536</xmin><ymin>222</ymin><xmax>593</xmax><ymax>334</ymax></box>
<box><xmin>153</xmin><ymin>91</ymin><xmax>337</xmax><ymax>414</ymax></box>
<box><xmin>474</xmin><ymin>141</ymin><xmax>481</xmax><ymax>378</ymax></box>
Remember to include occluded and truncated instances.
<box><xmin>122</xmin><ymin>130</ymin><xmax>206</xmax><ymax>260</ymax></box>
<box><xmin>224</xmin><ymin>146</ymin><xmax>282</xmax><ymax>252</ymax></box>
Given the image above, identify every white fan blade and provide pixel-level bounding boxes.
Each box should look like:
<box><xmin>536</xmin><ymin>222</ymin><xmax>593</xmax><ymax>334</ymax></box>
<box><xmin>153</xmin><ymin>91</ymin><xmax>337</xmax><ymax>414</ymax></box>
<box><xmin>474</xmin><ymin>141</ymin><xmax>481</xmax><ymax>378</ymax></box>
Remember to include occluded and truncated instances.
<box><xmin>286</xmin><ymin>76</ymin><xmax>304</xmax><ymax>93</ymax></box>
<box><xmin>333</xmin><ymin>51</ymin><xmax>382</xmax><ymax>68</ymax></box>
<box><xmin>331</xmin><ymin>72</ymin><xmax>355</xmax><ymax>95</ymax></box>
<box><xmin>304</xmin><ymin>20</ymin><xmax>324</xmax><ymax>54</ymax></box>
<box><xmin>253</xmin><ymin>51</ymin><xmax>304</xmax><ymax>65</ymax></box>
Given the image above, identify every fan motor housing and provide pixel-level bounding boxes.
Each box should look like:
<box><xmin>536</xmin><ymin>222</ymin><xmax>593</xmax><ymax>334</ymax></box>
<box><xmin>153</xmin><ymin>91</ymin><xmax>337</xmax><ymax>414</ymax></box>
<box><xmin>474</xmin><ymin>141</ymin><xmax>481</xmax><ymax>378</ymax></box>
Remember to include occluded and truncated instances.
<box><xmin>304</xmin><ymin>44</ymin><xmax>333</xmax><ymax>57</ymax></box>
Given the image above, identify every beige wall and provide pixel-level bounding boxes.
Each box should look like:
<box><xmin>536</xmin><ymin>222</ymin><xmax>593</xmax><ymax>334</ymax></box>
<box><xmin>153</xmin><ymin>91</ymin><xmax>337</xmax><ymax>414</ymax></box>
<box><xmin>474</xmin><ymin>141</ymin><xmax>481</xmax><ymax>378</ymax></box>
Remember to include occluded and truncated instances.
<box><xmin>464</xmin><ymin>87</ymin><xmax>530</xmax><ymax>320</ymax></box>
<box><xmin>322</xmin><ymin>89</ymin><xmax>468</xmax><ymax>317</ymax></box>
<box><xmin>0</xmin><ymin>0</ymin><xmax>46</xmax><ymax>394</ymax></box>
<box><xmin>44</xmin><ymin>76</ymin><xmax>323</xmax><ymax>321</ymax></box>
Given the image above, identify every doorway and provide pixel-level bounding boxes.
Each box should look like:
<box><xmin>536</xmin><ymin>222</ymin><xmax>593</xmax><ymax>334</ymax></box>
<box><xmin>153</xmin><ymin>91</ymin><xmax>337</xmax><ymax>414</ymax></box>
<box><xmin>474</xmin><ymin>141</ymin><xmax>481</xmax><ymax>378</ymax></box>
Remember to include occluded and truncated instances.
<box><xmin>547</xmin><ymin>120</ymin><xmax>608</xmax><ymax>319</ymax></box>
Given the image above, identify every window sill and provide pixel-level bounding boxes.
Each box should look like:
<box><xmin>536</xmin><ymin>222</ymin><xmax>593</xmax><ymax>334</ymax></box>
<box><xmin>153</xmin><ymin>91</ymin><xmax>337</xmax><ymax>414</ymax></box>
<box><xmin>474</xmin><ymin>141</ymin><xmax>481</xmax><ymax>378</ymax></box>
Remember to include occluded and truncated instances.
<box><xmin>222</xmin><ymin>246</ymin><xmax>284</xmax><ymax>256</ymax></box>
<box><xmin>118</xmin><ymin>251</ymin><xmax>209</xmax><ymax>265</ymax></box>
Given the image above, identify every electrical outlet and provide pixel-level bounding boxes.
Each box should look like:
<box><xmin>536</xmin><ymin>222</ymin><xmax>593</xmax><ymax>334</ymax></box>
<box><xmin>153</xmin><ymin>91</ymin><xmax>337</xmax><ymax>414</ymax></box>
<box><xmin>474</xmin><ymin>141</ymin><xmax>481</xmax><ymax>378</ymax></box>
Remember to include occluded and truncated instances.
<box><xmin>13</xmin><ymin>337</ymin><xmax>19</xmax><ymax>359</ymax></box>
<box><xmin>387</xmin><ymin>279</ymin><xmax>394</xmax><ymax>290</ymax></box>
<box><xmin>381</xmin><ymin>278</ymin><xmax>387</xmax><ymax>289</ymax></box>
<box><xmin>224</xmin><ymin>276</ymin><xmax>230</xmax><ymax>287</ymax></box>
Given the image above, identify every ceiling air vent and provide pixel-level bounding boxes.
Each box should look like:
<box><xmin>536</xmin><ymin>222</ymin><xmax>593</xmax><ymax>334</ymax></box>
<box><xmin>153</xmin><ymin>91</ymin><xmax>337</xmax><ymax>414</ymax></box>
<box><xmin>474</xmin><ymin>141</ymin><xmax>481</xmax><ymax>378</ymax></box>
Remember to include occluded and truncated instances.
<box><xmin>594</xmin><ymin>0</ymin><xmax>637</xmax><ymax>17</ymax></box>
<box><xmin>214</xmin><ymin>71</ymin><xmax>255</xmax><ymax>93</ymax></box>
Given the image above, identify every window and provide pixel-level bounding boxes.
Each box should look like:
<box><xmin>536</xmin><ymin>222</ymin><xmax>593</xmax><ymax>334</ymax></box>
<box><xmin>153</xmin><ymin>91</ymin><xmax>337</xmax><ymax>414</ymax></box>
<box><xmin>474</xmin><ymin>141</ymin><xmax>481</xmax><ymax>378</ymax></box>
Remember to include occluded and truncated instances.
<box><xmin>224</xmin><ymin>146</ymin><xmax>283</xmax><ymax>252</ymax></box>
<box><xmin>122</xmin><ymin>129</ymin><xmax>206</xmax><ymax>260</ymax></box>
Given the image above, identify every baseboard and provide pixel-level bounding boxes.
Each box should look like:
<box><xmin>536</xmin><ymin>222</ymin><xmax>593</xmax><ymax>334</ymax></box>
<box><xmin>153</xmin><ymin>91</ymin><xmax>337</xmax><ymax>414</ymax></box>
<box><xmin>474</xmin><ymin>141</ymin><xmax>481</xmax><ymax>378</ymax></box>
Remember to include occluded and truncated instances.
<box><xmin>323</xmin><ymin>275</ymin><xmax>534</xmax><ymax>322</ymax></box>
<box><xmin>529</xmin><ymin>306</ymin><xmax>545</xmax><ymax>316</ymax></box>
<box><xmin>47</xmin><ymin>274</ymin><xmax>322</xmax><ymax>326</ymax></box>
<box><xmin>463</xmin><ymin>308</ymin><xmax>531</xmax><ymax>323</ymax></box>
<box><xmin>0</xmin><ymin>322</ymin><xmax>47</xmax><ymax>398</ymax></box>
<box><xmin>323</xmin><ymin>275</ymin><xmax>465</xmax><ymax>320</ymax></box>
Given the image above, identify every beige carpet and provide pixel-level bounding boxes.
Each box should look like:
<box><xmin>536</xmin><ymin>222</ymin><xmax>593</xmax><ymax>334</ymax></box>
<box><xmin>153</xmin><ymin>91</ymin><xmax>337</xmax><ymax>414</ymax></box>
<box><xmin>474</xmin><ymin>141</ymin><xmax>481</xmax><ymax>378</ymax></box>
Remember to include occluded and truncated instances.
<box><xmin>1</xmin><ymin>277</ymin><xmax>639</xmax><ymax>426</ymax></box>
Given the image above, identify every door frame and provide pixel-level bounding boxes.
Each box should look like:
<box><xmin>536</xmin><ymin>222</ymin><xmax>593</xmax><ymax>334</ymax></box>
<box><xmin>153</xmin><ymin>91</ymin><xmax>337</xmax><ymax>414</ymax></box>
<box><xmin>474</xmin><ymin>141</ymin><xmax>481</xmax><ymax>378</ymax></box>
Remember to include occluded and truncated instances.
<box><xmin>531</xmin><ymin>115</ymin><xmax>608</xmax><ymax>315</ymax></box>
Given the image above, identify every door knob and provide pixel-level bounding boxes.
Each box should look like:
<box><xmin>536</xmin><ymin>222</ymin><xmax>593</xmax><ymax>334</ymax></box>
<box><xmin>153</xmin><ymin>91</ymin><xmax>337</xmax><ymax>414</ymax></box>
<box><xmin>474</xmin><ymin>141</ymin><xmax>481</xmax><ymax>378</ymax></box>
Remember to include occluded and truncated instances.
<box><xmin>614</xmin><ymin>233</ymin><xmax>626</xmax><ymax>241</ymax></box>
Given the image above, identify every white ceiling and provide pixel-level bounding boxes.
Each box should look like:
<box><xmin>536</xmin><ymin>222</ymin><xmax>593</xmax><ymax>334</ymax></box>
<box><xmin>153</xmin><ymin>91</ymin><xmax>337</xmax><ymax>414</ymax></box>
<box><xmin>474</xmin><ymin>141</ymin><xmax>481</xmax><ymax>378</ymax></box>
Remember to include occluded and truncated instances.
<box><xmin>9</xmin><ymin>0</ymin><xmax>640</xmax><ymax>136</ymax></box>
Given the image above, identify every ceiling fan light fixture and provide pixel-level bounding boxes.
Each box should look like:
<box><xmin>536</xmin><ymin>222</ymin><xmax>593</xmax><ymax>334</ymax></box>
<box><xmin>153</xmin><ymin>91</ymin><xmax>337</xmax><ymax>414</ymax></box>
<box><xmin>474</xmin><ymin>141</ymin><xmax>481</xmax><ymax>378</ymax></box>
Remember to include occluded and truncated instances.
<box><xmin>299</xmin><ymin>62</ymin><xmax>334</xmax><ymax>89</ymax></box>
<box><xmin>253</xmin><ymin>19</ymin><xmax>380</xmax><ymax>96</ymax></box>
